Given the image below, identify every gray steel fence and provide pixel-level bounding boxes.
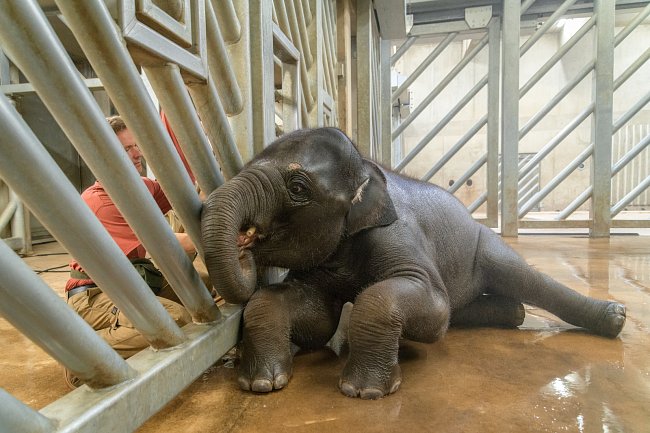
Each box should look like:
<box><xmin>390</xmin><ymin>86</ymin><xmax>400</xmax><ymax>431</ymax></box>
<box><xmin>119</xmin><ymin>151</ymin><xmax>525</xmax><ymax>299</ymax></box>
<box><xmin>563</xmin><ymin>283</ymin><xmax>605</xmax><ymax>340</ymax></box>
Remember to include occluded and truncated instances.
<box><xmin>388</xmin><ymin>0</ymin><xmax>650</xmax><ymax>235</ymax></box>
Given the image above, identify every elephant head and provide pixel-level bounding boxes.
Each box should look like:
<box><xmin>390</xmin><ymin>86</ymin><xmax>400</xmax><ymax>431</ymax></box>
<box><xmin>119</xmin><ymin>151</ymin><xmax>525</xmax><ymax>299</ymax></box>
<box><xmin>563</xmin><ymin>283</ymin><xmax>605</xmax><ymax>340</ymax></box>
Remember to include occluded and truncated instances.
<box><xmin>201</xmin><ymin>128</ymin><xmax>397</xmax><ymax>304</ymax></box>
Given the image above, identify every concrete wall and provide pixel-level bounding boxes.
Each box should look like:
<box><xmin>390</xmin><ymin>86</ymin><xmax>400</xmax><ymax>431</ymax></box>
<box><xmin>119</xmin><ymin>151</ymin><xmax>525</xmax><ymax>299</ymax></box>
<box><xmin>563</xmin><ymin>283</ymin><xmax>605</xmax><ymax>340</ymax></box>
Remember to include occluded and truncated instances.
<box><xmin>392</xmin><ymin>15</ymin><xmax>650</xmax><ymax>213</ymax></box>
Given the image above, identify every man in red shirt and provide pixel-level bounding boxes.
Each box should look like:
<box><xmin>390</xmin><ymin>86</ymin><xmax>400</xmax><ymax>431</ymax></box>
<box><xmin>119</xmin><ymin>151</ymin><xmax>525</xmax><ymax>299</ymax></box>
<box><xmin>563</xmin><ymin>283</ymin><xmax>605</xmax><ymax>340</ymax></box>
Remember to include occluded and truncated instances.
<box><xmin>64</xmin><ymin>116</ymin><xmax>202</xmax><ymax>387</ymax></box>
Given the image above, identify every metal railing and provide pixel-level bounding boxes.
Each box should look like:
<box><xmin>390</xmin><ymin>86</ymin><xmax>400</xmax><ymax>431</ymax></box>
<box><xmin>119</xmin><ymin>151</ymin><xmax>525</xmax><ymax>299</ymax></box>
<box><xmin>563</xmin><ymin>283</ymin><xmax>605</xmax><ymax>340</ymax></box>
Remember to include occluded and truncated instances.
<box><xmin>271</xmin><ymin>0</ymin><xmax>338</xmax><ymax>133</ymax></box>
<box><xmin>387</xmin><ymin>0</ymin><xmax>650</xmax><ymax>235</ymax></box>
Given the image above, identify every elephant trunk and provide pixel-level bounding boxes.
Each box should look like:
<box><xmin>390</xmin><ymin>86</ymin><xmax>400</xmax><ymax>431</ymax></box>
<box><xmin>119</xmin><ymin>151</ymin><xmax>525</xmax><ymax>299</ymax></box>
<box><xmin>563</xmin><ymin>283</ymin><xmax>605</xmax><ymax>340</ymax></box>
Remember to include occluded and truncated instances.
<box><xmin>201</xmin><ymin>166</ymin><xmax>280</xmax><ymax>304</ymax></box>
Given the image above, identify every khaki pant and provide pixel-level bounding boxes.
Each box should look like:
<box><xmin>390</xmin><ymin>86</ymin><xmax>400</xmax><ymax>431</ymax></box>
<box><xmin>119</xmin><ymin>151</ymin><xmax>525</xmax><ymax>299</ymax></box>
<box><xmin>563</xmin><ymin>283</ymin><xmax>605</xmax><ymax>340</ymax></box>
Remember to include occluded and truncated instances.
<box><xmin>67</xmin><ymin>283</ymin><xmax>191</xmax><ymax>358</ymax></box>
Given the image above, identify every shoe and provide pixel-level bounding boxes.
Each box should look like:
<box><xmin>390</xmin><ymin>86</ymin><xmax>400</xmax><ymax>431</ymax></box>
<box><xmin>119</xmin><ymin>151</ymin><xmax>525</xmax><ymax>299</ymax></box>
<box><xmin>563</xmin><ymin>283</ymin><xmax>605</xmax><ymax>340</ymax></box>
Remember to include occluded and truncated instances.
<box><xmin>63</xmin><ymin>367</ymin><xmax>82</xmax><ymax>390</ymax></box>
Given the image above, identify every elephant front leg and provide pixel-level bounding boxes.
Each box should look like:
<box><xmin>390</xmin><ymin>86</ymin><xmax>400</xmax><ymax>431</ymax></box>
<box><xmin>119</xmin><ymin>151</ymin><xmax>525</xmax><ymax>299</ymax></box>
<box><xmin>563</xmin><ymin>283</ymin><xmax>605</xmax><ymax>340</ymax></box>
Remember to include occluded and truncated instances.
<box><xmin>340</xmin><ymin>278</ymin><xmax>450</xmax><ymax>399</ymax></box>
<box><xmin>238</xmin><ymin>281</ymin><xmax>341</xmax><ymax>393</ymax></box>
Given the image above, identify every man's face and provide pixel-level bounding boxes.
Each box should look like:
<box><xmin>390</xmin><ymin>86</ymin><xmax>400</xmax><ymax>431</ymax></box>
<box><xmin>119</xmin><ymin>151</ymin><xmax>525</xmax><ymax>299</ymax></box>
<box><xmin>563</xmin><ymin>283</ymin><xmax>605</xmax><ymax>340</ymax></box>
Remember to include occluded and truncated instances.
<box><xmin>116</xmin><ymin>129</ymin><xmax>143</xmax><ymax>174</ymax></box>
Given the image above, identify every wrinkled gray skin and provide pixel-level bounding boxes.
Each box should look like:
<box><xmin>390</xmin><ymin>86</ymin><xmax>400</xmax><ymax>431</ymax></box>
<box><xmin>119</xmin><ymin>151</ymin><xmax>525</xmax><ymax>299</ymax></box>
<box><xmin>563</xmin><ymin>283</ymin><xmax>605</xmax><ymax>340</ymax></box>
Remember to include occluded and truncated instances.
<box><xmin>201</xmin><ymin>128</ymin><xmax>626</xmax><ymax>400</ymax></box>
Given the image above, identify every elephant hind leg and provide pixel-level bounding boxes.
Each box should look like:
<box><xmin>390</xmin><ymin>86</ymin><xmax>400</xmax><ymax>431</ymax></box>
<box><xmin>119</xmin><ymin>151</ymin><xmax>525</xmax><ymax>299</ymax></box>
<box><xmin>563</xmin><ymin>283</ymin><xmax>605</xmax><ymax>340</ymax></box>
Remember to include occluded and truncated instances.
<box><xmin>451</xmin><ymin>295</ymin><xmax>525</xmax><ymax>328</ymax></box>
<box><xmin>476</xmin><ymin>227</ymin><xmax>626</xmax><ymax>338</ymax></box>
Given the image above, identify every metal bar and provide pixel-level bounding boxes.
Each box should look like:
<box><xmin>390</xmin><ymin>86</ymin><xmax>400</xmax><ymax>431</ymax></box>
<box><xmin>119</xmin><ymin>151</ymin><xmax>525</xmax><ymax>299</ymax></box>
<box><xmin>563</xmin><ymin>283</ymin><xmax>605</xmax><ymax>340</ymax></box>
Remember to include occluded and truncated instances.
<box><xmin>449</xmin><ymin>154</ymin><xmax>487</xmax><ymax>194</ymax></box>
<box><xmin>212</xmin><ymin>0</ymin><xmax>241</xmax><ymax>43</ymax></box>
<box><xmin>286</xmin><ymin>0</ymin><xmax>315</xmax><ymax>111</ymax></box>
<box><xmin>0</xmin><ymin>388</ymin><xmax>56</xmax><ymax>433</ymax></box>
<box><xmin>274</xmin><ymin>23</ymin><xmax>301</xmax><ymax>61</ymax></box>
<box><xmin>300</xmin><ymin>86</ymin><xmax>311</xmax><ymax>127</ymax></box>
<box><xmin>0</xmin><ymin>191</ymin><xmax>17</xmax><ymax>232</ymax></box>
<box><xmin>228</xmin><ymin>0</ymin><xmax>255</xmax><ymax>162</ymax></box>
<box><xmin>323</xmin><ymin>0</ymin><xmax>337</xmax><ymax>74</ymax></box>
<box><xmin>520</xmin><ymin>62</ymin><xmax>594</xmax><ymax>139</ymax></box>
<box><xmin>557</xmin><ymin>133</ymin><xmax>650</xmax><ymax>220</ymax></box>
<box><xmin>519</xmin><ymin>15</ymin><xmax>596</xmax><ymax>98</ymax></box>
<box><xmin>1</xmin><ymin>77</ymin><xmax>104</xmax><ymax>95</ymax></box>
<box><xmin>590</xmin><ymin>0</ymin><xmax>615</xmax><ymax>236</ymax></box>
<box><xmin>381</xmin><ymin>39</ymin><xmax>393</xmax><ymax>166</ymax></box>
<box><xmin>357</xmin><ymin>0</ymin><xmax>373</xmax><ymax>156</ymax></box>
<box><xmin>500</xmin><ymin>0</ymin><xmax>520</xmax><ymax>236</ymax></box>
<box><xmin>422</xmin><ymin>116</ymin><xmax>488</xmax><ymax>182</ymax></box>
<box><xmin>275</xmin><ymin>0</ymin><xmax>294</xmax><ymax>43</ymax></box>
<box><xmin>302</xmin><ymin>0</ymin><xmax>313</xmax><ymax>25</ymax></box>
<box><xmin>13</xmin><ymin>190</ymin><xmax>31</xmax><ymax>255</ymax></box>
<box><xmin>205</xmin><ymin>0</ymin><xmax>244</xmax><ymax>115</ymax></box>
<box><xmin>612</xmin><ymin>219</ymin><xmax>650</xmax><ymax>228</ymax></box>
<box><xmin>519</xmin><ymin>220</ymin><xmax>590</xmax><ymax>229</ymax></box>
<box><xmin>520</xmin><ymin>103</ymin><xmax>594</xmax><ymax>181</ymax></box>
<box><xmin>614</xmin><ymin>46</ymin><xmax>650</xmax><ymax>89</ymax></box>
<box><xmin>0</xmin><ymin>47</ymin><xmax>9</xmax><ymax>84</ymax></box>
<box><xmin>322</xmin><ymin>0</ymin><xmax>338</xmax><ymax>96</ymax></box>
<box><xmin>613</xmin><ymin>90</ymin><xmax>650</xmax><ymax>131</ymax></box>
<box><xmin>468</xmin><ymin>191</ymin><xmax>488</xmax><ymax>213</ymax></box>
<box><xmin>294</xmin><ymin>0</ymin><xmax>314</xmax><ymax>68</ymax></box>
<box><xmin>0</xmin><ymin>1</ymin><xmax>217</xmax><ymax>327</ymax></box>
<box><xmin>39</xmin><ymin>306</ymin><xmax>243</xmax><ymax>433</ymax></box>
<box><xmin>521</xmin><ymin>0</ymin><xmax>536</xmax><ymax>14</ymax></box>
<box><xmin>486</xmin><ymin>17</ymin><xmax>500</xmax><ymax>226</ymax></box>
<box><xmin>143</xmin><ymin>64</ymin><xmax>224</xmax><ymax>196</ymax></box>
<box><xmin>321</xmin><ymin>12</ymin><xmax>335</xmax><ymax>97</ymax></box>
<box><xmin>612</xmin><ymin>1</ymin><xmax>650</xmax><ymax>44</ymax></box>
<box><xmin>275</xmin><ymin>0</ymin><xmax>293</xmax><ymax>41</ymax></box>
<box><xmin>307</xmin><ymin>0</ymin><xmax>324</xmax><ymax>126</ymax></box>
<box><xmin>612</xmin><ymin>133</ymin><xmax>650</xmax><ymax>176</ymax></box>
<box><xmin>396</xmin><ymin>75</ymin><xmax>487</xmax><ymax>171</ymax></box>
<box><xmin>518</xmin><ymin>176</ymin><xmax>539</xmax><ymax>204</ymax></box>
<box><xmin>188</xmin><ymin>79</ymin><xmax>244</xmax><ymax>179</ymax></box>
<box><xmin>273</xmin><ymin>24</ymin><xmax>301</xmax><ymax>132</ymax></box>
<box><xmin>391</xmin><ymin>32</ymin><xmax>457</xmax><ymax>104</ymax></box>
<box><xmin>391</xmin><ymin>36</ymin><xmax>416</xmax><ymax>66</ymax></box>
<box><xmin>392</xmin><ymin>33</ymin><xmax>489</xmax><ymax>140</ymax></box>
<box><xmin>0</xmin><ymin>239</ymin><xmax>137</xmax><ymax>389</ymax></box>
<box><xmin>520</xmin><ymin>0</ymin><xmax>579</xmax><ymax>56</ymax></box>
<box><xmin>611</xmin><ymin>175</ymin><xmax>650</xmax><ymax>217</ymax></box>
<box><xmin>249</xmin><ymin>0</ymin><xmax>277</xmax><ymax>150</ymax></box>
<box><xmin>519</xmin><ymin>144</ymin><xmax>593</xmax><ymax>218</ymax></box>
<box><xmin>54</xmin><ymin>1</ymin><xmax>218</xmax><ymax>318</ymax></box>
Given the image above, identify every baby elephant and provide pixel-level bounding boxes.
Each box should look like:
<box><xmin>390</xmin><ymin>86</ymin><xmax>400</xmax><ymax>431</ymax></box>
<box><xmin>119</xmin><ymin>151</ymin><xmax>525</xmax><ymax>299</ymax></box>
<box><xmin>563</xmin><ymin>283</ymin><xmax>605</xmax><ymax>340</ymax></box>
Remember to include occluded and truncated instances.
<box><xmin>201</xmin><ymin>128</ymin><xmax>626</xmax><ymax>399</ymax></box>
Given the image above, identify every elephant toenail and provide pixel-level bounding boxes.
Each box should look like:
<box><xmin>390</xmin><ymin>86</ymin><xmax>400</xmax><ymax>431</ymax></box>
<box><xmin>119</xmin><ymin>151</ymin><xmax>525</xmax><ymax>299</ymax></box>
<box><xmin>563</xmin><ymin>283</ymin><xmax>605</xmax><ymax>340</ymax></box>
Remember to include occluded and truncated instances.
<box><xmin>389</xmin><ymin>380</ymin><xmax>402</xmax><ymax>394</ymax></box>
<box><xmin>251</xmin><ymin>379</ymin><xmax>273</xmax><ymax>393</ymax></box>
<box><xmin>615</xmin><ymin>304</ymin><xmax>626</xmax><ymax>315</ymax></box>
<box><xmin>238</xmin><ymin>377</ymin><xmax>251</xmax><ymax>391</ymax></box>
<box><xmin>274</xmin><ymin>373</ymin><xmax>289</xmax><ymax>389</ymax></box>
<box><xmin>339</xmin><ymin>381</ymin><xmax>358</xmax><ymax>397</ymax></box>
<box><xmin>359</xmin><ymin>387</ymin><xmax>384</xmax><ymax>400</ymax></box>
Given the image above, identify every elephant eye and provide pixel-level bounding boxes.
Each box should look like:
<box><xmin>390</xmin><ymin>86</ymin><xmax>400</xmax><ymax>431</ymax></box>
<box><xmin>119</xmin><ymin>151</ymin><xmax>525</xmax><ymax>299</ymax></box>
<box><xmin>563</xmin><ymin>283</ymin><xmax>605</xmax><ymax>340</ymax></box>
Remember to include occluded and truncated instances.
<box><xmin>287</xmin><ymin>173</ymin><xmax>311</xmax><ymax>203</ymax></box>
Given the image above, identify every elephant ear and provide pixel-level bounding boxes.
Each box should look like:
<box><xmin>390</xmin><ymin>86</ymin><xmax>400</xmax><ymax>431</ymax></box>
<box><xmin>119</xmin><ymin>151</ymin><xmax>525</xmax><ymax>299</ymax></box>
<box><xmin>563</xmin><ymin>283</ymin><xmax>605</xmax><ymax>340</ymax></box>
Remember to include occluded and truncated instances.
<box><xmin>346</xmin><ymin>160</ymin><xmax>397</xmax><ymax>235</ymax></box>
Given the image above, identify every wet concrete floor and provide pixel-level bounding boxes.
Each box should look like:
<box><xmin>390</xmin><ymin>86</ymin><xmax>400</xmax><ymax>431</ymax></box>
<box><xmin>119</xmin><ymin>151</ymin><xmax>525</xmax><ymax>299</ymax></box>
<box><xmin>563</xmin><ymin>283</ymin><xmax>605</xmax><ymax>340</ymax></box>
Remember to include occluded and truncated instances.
<box><xmin>2</xmin><ymin>235</ymin><xmax>649</xmax><ymax>432</ymax></box>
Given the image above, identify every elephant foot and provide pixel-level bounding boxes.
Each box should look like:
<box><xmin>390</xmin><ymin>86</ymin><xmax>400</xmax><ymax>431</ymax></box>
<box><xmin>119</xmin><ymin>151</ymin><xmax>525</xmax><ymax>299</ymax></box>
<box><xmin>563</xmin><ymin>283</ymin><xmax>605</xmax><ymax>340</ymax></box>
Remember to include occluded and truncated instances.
<box><xmin>237</xmin><ymin>349</ymin><xmax>293</xmax><ymax>393</ymax></box>
<box><xmin>594</xmin><ymin>302</ymin><xmax>626</xmax><ymax>338</ymax></box>
<box><xmin>238</xmin><ymin>372</ymin><xmax>291</xmax><ymax>393</ymax></box>
<box><xmin>339</xmin><ymin>363</ymin><xmax>402</xmax><ymax>400</ymax></box>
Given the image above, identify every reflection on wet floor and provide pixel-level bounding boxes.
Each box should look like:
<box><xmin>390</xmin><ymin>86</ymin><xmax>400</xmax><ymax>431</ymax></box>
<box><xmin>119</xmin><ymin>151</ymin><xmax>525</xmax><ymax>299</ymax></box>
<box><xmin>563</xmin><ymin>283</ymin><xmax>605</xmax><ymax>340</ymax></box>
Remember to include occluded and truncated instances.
<box><xmin>1</xmin><ymin>236</ymin><xmax>649</xmax><ymax>433</ymax></box>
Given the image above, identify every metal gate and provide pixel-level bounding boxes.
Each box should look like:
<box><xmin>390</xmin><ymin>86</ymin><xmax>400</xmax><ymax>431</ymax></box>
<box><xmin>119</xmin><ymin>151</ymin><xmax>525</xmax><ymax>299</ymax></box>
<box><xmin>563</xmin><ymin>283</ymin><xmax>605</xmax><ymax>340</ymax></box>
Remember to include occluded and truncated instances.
<box><xmin>388</xmin><ymin>0</ymin><xmax>650</xmax><ymax>236</ymax></box>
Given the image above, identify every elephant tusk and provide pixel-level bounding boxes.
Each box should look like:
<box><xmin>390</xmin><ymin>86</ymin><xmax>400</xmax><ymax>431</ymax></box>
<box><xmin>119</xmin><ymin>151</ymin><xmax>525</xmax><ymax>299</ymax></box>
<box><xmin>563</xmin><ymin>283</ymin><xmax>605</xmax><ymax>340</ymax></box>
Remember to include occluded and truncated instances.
<box><xmin>238</xmin><ymin>226</ymin><xmax>259</xmax><ymax>249</ymax></box>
